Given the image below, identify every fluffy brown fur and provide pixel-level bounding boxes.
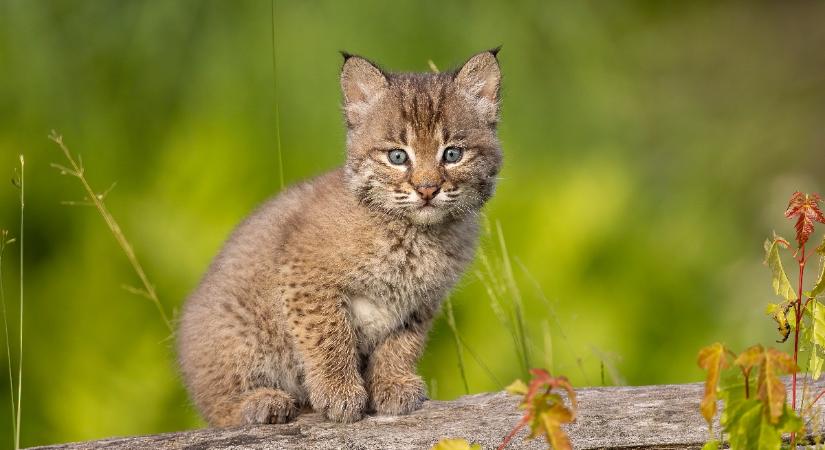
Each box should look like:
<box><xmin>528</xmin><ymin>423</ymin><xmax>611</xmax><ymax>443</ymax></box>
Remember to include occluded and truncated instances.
<box><xmin>177</xmin><ymin>49</ymin><xmax>503</xmax><ymax>426</ymax></box>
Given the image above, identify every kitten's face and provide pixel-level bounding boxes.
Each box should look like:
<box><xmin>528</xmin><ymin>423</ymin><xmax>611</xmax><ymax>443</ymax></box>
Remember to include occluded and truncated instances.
<box><xmin>341</xmin><ymin>51</ymin><xmax>502</xmax><ymax>226</ymax></box>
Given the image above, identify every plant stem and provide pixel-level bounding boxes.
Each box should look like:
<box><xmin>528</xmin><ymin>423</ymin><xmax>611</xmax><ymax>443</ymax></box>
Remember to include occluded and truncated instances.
<box><xmin>496</xmin><ymin>221</ymin><xmax>530</xmax><ymax>376</ymax></box>
<box><xmin>445</xmin><ymin>296</ymin><xmax>469</xmax><ymax>394</ymax></box>
<box><xmin>0</xmin><ymin>232</ymin><xmax>15</xmax><ymax>444</ymax></box>
<box><xmin>811</xmin><ymin>388</ymin><xmax>825</xmax><ymax>408</ymax></box>
<box><xmin>454</xmin><ymin>332</ymin><xmax>501</xmax><ymax>388</ymax></box>
<box><xmin>497</xmin><ymin>416</ymin><xmax>528</xmax><ymax>450</ymax></box>
<box><xmin>794</xmin><ymin>243</ymin><xmax>807</xmax><ymax>411</ymax></box>
<box><xmin>15</xmin><ymin>155</ymin><xmax>23</xmax><ymax>450</ymax></box>
<box><xmin>49</xmin><ymin>132</ymin><xmax>172</xmax><ymax>332</ymax></box>
<box><xmin>271</xmin><ymin>0</ymin><xmax>284</xmax><ymax>190</ymax></box>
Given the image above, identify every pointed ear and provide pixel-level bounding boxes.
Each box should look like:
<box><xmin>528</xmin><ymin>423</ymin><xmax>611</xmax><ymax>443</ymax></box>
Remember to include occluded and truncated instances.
<box><xmin>454</xmin><ymin>49</ymin><xmax>501</xmax><ymax>121</ymax></box>
<box><xmin>340</xmin><ymin>53</ymin><xmax>388</xmax><ymax>126</ymax></box>
<box><xmin>455</xmin><ymin>49</ymin><xmax>501</xmax><ymax>101</ymax></box>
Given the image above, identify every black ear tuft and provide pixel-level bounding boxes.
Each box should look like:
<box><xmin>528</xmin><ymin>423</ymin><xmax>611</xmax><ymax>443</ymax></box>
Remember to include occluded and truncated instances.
<box><xmin>340</xmin><ymin>51</ymin><xmax>354</xmax><ymax>62</ymax></box>
<box><xmin>489</xmin><ymin>46</ymin><xmax>502</xmax><ymax>58</ymax></box>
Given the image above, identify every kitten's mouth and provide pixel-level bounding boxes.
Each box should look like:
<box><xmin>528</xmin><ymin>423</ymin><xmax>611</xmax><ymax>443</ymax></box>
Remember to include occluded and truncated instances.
<box><xmin>407</xmin><ymin>202</ymin><xmax>448</xmax><ymax>225</ymax></box>
<box><xmin>418</xmin><ymin>202</ymin><xmax>440</xmax><ymax>210</ymax></box>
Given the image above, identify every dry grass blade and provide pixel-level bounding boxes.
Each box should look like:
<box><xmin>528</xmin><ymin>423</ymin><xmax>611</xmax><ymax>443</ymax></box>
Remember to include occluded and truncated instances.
<box><xmin>0</xmin><ymin>229</ymin><xmax>16</xmax><ymax>447</ymax></box>
<box><xmin>48</xmin><ymin>131</ymin><xmax>173</xmax><ymax>332</ymax></box>
<box><xmin>13</xmin><ymin>156</ymin><xmax>23</xmax><ymax>450</ymax></box>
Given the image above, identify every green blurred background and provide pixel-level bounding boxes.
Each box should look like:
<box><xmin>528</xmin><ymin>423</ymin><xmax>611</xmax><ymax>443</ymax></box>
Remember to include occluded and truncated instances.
<box><xmin>1</xmin><ymin>0</ymin><xmax>824</xmax><ymax>446</ymax></box>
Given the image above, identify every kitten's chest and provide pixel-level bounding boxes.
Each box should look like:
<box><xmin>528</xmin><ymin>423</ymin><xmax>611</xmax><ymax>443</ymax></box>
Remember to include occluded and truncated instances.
<box><xmin>347</xmin><ymin>224</ymin><xmax>476</xmax><ymax>350</ymax></box>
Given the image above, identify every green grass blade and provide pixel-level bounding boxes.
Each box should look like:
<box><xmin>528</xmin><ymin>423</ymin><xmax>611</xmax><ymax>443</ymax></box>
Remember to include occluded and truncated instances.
<box><xmin>271</xmin><ymin>0</ymin><xmax>285</xmax><ymax>190</ymax></box>
<box><xmin>496</xmin><ymin>221</ymin><xmax>530</xmax><ymax>375</ymax></box>
<box><xmin>444</xmin><ymin>296</ymin><xmax>469</xmax><ymax>394</ymax></box>
<box><xmin>455</xmin><ymin>333</ymin><xmax>502</xmax><ymax>388</ymax></box>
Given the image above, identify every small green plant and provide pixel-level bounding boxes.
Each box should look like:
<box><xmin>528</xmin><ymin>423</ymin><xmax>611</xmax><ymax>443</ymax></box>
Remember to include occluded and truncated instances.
<box><xmin>698</xmin><ymin>343</ymin><xmax>802</xmax><ymax>449</ymax></box>
<box><xmin>699</xmin><ymin>191</ymin><xmax>825</xmax><ymax>449</ymax></box>
<box><xmin>430</xmin><ymin>368</ymin><xmax>576</xmax><ymax>450</ymax></box>
<box><xmin>499</xmin><ymin>369</ymin><xmax>577</xmax><ymax>450</ymax></box>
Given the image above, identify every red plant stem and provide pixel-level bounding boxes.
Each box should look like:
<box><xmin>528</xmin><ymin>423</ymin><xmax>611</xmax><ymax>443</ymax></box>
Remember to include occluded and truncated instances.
<box><xmin>498</xmin><ymin>416</ymin><xmax>528</xmax><ymax>450</ymax></box>
<box><xmin>789</xmin><ymin>245</ymin><xmax>807</xmax><ymax>447</ymax></box>
<box><xmin>793</xmin><ymin>244</ymin><xmax>807</xmax><ymax>412</ymax></box>
<box><xmin>812</xmin><ymin>388</ymin><xmax>825</xmax><ymax>408</ymax></box>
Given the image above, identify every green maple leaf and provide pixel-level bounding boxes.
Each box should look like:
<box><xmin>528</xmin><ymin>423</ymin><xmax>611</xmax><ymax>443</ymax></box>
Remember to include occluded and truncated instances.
<box><xmin>810</xmin><ymin>251</ymin><xmax>825</xmax><ymax>299</ymax></box>
<box><xmin>809</xmin><ymin>300</ymin><xmax>825</xmax><ymax>379</ymax></box>
<box><xmin>723</xmin><ymin>400</ymin><xmax>802</xmax><ymax>450</ymax></box>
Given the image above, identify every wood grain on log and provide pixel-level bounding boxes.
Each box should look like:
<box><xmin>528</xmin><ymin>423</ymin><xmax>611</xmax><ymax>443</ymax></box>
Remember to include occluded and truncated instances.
<box><xmin>29</xmin><ymin>378</ymin><xmax>825</xmax><ymax>450</ymax></box>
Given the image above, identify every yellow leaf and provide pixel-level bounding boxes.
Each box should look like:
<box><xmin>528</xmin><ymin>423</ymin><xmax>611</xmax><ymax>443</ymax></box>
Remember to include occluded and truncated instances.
<box><xmin>431</xmin><ymin>438</ymin><xmax>482</xmax><ymax>450</ymax></box>
<box><xmin>734</xmin><ymin>344</ymin><xmax>764</xmax><ymax>374</ymax></box>
<box><xmin>757</xmin><ymin>347</ymin><xmax>797</xmax><ymax>424</ymax></box>
<box><xmin>538</xmin><ymin>403</ymin><xmax>574</xmax><ymax>450</ymax></box>
<box><xmin>698</xmin><ymin>343</ymin><xmax>729</xmax><ymax>426</ymax></box>
<box><xmin>505</xmin><ymin>379</ymin><xmax>528</xmax><ymax>396</ymax></box>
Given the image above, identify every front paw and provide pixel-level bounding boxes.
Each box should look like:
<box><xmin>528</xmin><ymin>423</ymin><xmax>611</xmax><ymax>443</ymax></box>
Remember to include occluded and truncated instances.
<box><xmin>238</xmin><ymin>388</ymin><xmax>297</xmax><ymax>425</ymax></box>
<box><xmin>370</xmin><ymin>374</ymin><xmax>426</xmax><ymax>416</ymax></box>
<box><xmin>309</xmin><ymin>380</ymin><xmax>368</xmax><ymax>423</ymax></box>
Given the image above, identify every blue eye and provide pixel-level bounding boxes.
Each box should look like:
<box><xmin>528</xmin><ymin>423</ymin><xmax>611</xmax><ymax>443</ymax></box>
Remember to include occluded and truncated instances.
<box><xmin>388</xmin><ymin>149</ymin><xmax>408</xmax><ymax>165</ymax></box>
<box><xmin>443</xmin><ymin>147</ymin><xmax>463</xmax><ymax>163</ymax></box>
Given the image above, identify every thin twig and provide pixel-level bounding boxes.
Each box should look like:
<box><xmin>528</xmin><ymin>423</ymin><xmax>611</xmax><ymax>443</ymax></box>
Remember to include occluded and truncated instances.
<box><xmin>48</xmin><ymin>132</ymin><xmax>173</xmax><ymax>332</ymax></box>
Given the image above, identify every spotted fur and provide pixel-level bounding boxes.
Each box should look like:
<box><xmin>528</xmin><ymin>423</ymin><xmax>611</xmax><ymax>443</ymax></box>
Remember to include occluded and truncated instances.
<box><xmin>177</xmin><ymin>49</ymin><xmax>503</xmax><ymax>426</ymax></box>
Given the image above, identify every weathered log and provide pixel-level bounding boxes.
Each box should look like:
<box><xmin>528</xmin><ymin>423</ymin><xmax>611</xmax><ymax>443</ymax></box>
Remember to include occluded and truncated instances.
<box><xmin>29</xmin><ymin>378</ymin><xmax>825</xmax><ymax>449</ymax></box>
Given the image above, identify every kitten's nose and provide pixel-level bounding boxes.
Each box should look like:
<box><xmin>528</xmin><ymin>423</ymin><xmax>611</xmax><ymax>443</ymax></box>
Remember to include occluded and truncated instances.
<box><xmin>415</xmin><ymin>184</ymin><xmax>440</xmax><ymax>202</ymax></box>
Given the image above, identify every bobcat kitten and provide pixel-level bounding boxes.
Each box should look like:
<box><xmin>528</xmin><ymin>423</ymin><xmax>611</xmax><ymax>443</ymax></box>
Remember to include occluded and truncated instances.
<box><xmin>178</xmin><ymin>49</ymin><xmax>503</xmax><ymax>426</ymax></box>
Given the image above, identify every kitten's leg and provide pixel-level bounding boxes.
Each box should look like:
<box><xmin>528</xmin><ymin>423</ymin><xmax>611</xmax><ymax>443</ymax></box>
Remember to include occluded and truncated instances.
<box><xmin>191</xmin><ymin>352</ymin><xmax>300</xmax><ymax>427</ymax></box>
<box><xmin>237</xmin><ymin>387</ymin><xmax>298</xmax><ymax>425</ymax></box>
<box><xmin>285</xmin><ymin>290</ymin><xmax>367</xmax><ymax>423</ymax></box>
<box><xmin>181</xmin><ymin>298</ymin><xmax>300</xmax><ymax>427</ymax></box>
<box><xmin>366</xmin><ymin>307</ymin><xmax>434</xmax><ymax>415</ymax></box>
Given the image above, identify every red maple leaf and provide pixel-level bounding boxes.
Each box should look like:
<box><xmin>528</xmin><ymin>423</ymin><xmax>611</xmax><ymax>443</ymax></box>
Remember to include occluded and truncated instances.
<box><xmin>784</xmin><ymin>191</ymin><xmax>825</xmax><ymax>248</ymax></box>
